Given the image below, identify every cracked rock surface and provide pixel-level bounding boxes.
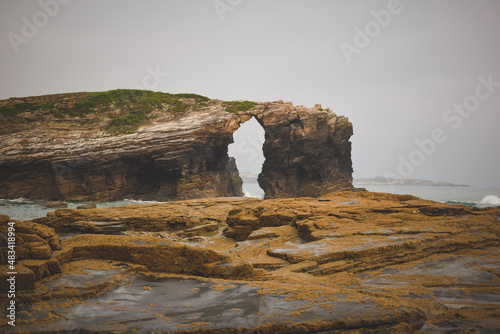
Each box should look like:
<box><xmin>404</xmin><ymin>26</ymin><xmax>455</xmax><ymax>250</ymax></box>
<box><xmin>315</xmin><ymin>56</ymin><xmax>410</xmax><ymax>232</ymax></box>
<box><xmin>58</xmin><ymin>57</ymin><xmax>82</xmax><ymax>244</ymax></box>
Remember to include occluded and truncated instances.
<box><xmin>1</xmin><ymin>191</ymin><xmax>499</xmax><ymax>332</ymax></box>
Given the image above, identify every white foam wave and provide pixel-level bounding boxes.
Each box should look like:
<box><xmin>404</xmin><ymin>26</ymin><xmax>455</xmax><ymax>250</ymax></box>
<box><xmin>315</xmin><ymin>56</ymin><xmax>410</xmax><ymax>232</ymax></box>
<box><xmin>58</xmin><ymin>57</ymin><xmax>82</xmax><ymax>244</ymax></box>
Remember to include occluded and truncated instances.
<box><xmin>7</xmin><ymin>198</ymin><xmax>28</xmax><ymax>203</ymax></box>
<box><xmin>480</xmin><ymin>195</ymin><xmax>500</xmax><ymax>206</ymax></box>
<box><xmin>123</xmin><ymin>199</ymin><xmax>164</xmax><ymax>204</ymax></box>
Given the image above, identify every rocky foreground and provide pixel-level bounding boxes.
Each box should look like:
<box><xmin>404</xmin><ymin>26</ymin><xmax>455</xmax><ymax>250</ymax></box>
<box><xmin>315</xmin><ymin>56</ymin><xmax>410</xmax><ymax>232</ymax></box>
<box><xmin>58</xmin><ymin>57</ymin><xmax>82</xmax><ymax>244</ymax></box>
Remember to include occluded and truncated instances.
<box><xmin>1</xmin><ymin>191</ymin><xmax>499</xmax><ymax>333</ymax></box>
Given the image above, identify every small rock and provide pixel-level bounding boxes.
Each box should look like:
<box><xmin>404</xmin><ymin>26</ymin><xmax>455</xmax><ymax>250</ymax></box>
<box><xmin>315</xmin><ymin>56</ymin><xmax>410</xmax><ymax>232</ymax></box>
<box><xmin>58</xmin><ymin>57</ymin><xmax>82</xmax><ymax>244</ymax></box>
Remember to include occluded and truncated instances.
<box><xmin>77</xmin><ymin>203</ymin><xmax>97</xmax><ymax>209</ymax></box>
<box><xmin>43</xmin><ymin>201</ymin><xmax>68</xmax><ymax>209</ymax></box>
<box><xmin>248</xmin><ymin>229</ymin><xmax>278</xmax><ymax>240</ymax></box>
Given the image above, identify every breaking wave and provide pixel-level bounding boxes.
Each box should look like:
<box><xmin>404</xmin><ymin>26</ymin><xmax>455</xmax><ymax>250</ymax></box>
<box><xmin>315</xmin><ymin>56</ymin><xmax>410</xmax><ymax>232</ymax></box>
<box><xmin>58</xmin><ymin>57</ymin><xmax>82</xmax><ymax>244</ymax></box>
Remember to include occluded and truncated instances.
<box><xmin>480</xmin><ymin>195</ymin><xmax>500</xmax><ymax>206</ymax></box>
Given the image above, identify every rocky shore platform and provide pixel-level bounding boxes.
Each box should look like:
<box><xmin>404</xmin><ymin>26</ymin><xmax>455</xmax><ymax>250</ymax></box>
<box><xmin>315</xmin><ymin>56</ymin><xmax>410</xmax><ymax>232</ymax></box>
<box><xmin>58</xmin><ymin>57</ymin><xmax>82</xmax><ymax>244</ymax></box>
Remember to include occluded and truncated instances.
<box><xmin>1</xmin><ymin>191</ymin><xmax>499</xmax><ymax>333</ymax></box>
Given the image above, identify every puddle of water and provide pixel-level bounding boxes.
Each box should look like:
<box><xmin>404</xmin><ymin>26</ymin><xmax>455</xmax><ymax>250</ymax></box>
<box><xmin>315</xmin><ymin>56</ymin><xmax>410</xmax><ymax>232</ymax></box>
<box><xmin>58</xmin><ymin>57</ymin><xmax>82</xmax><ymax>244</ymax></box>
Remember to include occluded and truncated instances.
<box><xmin>272</xmin><ymin>241</ymin><xmax>329</xmax><ymax>256</ymax></box>
<box><xmin>43</xmin><ymin>268</ymin><xmax>124</xmax><ymax>288</ymax></box>
<box><xmin>397</xmin><ymin>257</ymin><xmax>499</xmax><ymax>285</ymax></box>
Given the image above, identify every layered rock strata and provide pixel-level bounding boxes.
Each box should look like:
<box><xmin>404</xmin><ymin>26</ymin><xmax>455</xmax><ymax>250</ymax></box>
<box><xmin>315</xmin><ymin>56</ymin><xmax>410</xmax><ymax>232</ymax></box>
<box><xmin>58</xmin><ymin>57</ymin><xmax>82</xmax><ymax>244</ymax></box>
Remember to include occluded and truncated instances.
<box><xmin>0</xmin><ymin>215</ymin><xmax>61</xmax><ymax>292</ymax></box>
<box><xmin>1</xmin><ymin>192</ymin><xmax>498</xmax><ymax>332</ymax></box>
<box><xmin>257</xmin><ymin>102</ymin><xmax>353</xmax><ymax>198</ymax></box>
<box><xmin>0</xmin><ymin>101</ymin><xmax>244</xmax><ymax>201</ymax></box>
<box><xmin>0</xmin><ymin>92</ymin><xmax>353</xmax><ymax>201</ymax></box>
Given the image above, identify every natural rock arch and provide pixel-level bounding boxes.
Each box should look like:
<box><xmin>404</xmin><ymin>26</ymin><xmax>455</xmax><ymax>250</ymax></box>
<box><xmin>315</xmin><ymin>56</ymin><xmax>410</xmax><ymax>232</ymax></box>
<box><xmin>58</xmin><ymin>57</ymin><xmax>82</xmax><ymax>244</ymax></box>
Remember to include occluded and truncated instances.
<box><xmin>0</xmin><ymin>94</ymin><xmax>353</xmax><ymax>201</ymax></box>
<box><xmin>228</xmin><ymin>116</ymin><xmax>265</xmax><ymax>198</ymax></box>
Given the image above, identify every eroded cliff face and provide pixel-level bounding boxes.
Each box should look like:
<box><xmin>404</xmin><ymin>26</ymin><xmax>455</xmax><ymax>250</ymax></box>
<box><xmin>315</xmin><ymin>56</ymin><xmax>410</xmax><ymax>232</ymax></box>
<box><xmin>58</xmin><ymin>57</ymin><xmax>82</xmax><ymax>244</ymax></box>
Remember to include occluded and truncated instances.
<box><xmin>0</xmin><ymin>91</ymin><xmax>353</xmax><ymax>201</ymax></box>
<box><xmin>254</xmin><ymin>102</ymin><xmax>353</xmax><ymax>198</ymax></box>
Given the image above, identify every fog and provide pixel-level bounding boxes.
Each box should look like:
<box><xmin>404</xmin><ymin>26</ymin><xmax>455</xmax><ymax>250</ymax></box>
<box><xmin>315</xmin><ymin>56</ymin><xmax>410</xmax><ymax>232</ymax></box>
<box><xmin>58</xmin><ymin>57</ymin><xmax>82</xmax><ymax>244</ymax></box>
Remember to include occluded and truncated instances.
<box><xmin>1</xmin><ymin>0</ymin><xmax>499</xmax><ymax>186</ymax></box>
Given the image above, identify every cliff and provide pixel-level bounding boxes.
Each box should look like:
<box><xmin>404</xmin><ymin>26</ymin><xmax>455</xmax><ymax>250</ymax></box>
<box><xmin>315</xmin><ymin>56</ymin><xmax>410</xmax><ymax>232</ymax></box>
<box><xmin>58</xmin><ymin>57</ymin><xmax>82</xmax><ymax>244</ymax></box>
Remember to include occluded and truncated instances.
<box><xmin>0</xmin><ymin>90</ymin><xmax>353</xmax><ymax>201</ymax></box>
<box><xmin>257</xmin><ymin>102</ymin><xmax>353</xmax><ymax>198</ymax></box>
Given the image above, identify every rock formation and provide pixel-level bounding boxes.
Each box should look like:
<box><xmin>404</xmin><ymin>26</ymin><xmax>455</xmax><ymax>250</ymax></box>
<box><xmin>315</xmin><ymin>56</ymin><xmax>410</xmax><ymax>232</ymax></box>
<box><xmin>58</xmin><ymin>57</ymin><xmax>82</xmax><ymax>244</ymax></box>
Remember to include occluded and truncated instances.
<box><xmin>256</xmin><ymin>102</ymin><xmax>353</xmax><ymax>198</ymax></box>
<box><xmin>0</xmin><ymin>91</ymin><xmax>353</xmax><ymax>201</ymax></box>
<box><xmin>0</xmin><ymin>215</ymin><xmax>61</xmax><ymax>292</ymax></box>
<box><xmin>1</xmin><ymin>192</ymin><xmax>499</xmax><ymax>332</ymax></box>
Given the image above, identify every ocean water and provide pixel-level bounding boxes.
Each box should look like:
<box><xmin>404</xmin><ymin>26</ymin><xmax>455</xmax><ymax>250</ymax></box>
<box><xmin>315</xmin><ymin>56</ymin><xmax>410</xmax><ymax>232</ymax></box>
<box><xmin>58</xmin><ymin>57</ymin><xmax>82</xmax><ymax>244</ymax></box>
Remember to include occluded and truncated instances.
<box><xmin>0</xmin><ymin>199</ymin><xmax>162</xmax><ymax>222</ymax></box>
<box><xmin>1</xmin><ymin>185</ymin><xmax>498</xmax><ymax>222</ymax></box>
<box><xmin>357</xmin><ymin>185</ymin><xmax>500</xmax><ymax>208</ymax></box>
<box><xmin>243</xmin><ymin>183</ymin><xmax>265</xmax><ymax>199</ymax></box>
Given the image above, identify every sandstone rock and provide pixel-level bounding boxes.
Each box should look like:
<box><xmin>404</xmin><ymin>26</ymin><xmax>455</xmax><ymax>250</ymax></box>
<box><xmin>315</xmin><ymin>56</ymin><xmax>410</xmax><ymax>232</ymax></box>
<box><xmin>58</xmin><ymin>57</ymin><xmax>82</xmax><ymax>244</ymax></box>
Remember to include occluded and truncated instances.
<box><xmin>33</xmin><ymin>197</ymin><xmax>251</xmax><ymax>233</ymax></box>
<box><xmin>0</xmin><ymin>215</ymin><xmax>61</xmax><ymax>292</ymax></box>
<box><xmin>179</xmin><ymin>222</ymin><xmax>218</xmax><ymax>237</ymax></box>
<box><xmin>224</xmin><ymin>205</ymin><xmax>300</xmax><ymax>241</ymax></box>
<box><xmin>18</xmin><ymin>258</ymin><xmax>61</xmax><ymax>280</ymax></box>
<box><xmin>43</xmin><ymin>201</ymin><xmax>68</xmax><ymax>209</ymax></box>
<box><xmin>248</xmin><ymin>228</ymin><xmax>279</xmax><ymax>240</ymax></box>
<box><xmin>257</xmin><ymin>102</ymin><xmax>353</xmax><ymax>198</ymax></box>
<box><xmin>0</xmin><ymin>264</ymin><xmax>35</xmax><ymax>293</ymax></box>
<box><xmin>76</xmin><ymin>203</ymin><xmax>97</xmax><ymax>209</ymax></box>
<box><xmin>0</xmin><ymin>215</ymin><xmax>60</xmax><ymax>263</ymax></box>
<box><xmin>1</xmin><ymin>192</ymin><xmax>499</xmax><ymax>332</ymax></box>
<box><xmin>0</xmin><ymin>93</ymin><xmax>353</xmax><ymax>201</ymax></box>
<box><xmin>49</xmin><ymin>234</ymin><xmax>254</xmax><ymax>279</ymax></box>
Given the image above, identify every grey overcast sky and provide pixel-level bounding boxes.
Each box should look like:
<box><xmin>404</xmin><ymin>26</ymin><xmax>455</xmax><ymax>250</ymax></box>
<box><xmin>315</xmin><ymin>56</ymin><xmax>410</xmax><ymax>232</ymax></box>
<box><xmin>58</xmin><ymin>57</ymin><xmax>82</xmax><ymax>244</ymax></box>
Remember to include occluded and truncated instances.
<box><xmin>1</xmin><ymin>0</ymin><xmax>499</xmax><ymax>187</ymax></box>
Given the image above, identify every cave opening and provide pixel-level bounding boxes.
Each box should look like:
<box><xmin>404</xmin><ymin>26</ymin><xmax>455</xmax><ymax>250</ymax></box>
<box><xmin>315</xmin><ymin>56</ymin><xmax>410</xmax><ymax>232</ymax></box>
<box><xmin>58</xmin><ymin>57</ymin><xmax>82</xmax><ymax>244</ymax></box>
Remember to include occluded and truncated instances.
<box><xmin>228</xmin><ymin>117</ymin><xmax>265</xmax><ymax>199</ymax></box>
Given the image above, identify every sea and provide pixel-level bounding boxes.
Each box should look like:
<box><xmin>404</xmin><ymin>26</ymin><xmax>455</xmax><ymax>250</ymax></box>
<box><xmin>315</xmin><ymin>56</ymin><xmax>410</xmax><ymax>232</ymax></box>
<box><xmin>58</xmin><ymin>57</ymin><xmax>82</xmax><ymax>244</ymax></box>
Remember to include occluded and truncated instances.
<box><xmin>1</xmin><ymin>184</ymin><xmax>498</xmax><ymax>222</ymax></box>
<box><xmin>355</xmin><ymin>185</ymin><xmax>500</xmax><ymax>208</ymax></box>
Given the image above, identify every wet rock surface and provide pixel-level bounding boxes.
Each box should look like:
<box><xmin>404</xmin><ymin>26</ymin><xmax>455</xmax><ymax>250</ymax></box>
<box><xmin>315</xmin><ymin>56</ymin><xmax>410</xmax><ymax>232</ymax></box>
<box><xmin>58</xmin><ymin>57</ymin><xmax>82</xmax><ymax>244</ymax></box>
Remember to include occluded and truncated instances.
<box><xmin>1</xmin><ymin>191</ymin><xmax>499</xmax><ymax>332</ymax></box>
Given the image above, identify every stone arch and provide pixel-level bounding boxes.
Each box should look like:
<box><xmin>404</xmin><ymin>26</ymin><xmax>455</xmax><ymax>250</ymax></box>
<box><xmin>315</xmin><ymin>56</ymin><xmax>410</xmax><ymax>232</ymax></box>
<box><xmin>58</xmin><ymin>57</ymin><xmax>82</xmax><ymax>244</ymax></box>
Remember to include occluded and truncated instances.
<box><xmin>228</xmin><ymin>116</ymin><xmax>265</xmax><ymax>198</ymax></box>
<box><xmin>0</xmin><ymin>97</ymin><xmax>353</xmax><ymax>202</ymax></box>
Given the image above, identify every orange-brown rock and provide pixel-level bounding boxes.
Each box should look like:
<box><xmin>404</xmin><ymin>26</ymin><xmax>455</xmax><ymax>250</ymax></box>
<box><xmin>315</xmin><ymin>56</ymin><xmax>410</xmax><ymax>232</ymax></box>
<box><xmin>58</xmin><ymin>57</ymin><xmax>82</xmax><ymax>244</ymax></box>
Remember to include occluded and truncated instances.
<box><xmin>257</xmin><ymin>102</ymin><xmax>353</xmax><ymax>198</ymax></box>
<box><xmin>33</xmin><ymin>197</ymin><xmax>256</xmax><ymax>233</ymax></box>
<box><xmin>54</xmin><ymin>234</ymin><xmax>253</xmax><ymax>279</ymax></box>
<box><xmin>2</xmin><ymin>191</ymin><xmax>499</xmax><ymax>332</ymax></box>
<box><xmin>0</xmin><ymin>215</ymin><xmax>61</xmax><ymax>293</ymax></box>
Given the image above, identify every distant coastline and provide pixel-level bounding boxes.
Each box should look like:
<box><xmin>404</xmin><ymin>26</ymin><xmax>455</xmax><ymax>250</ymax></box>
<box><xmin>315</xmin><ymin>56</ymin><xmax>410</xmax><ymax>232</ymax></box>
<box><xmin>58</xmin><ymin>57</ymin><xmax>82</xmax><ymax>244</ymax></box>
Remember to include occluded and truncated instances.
<box><xmin>241</xmin><ymin>174</ymin><xmax>472</xmax><ymax>187</ymax></box>
<box><xmin>354</xmin><ymin>177</ymin><xmax>470</xmax><ymax>187</ymax></box>
<box><xmin>239</xmin><ymin>171</ymin><xmax>259</xmax><ymax>183</ymax></box>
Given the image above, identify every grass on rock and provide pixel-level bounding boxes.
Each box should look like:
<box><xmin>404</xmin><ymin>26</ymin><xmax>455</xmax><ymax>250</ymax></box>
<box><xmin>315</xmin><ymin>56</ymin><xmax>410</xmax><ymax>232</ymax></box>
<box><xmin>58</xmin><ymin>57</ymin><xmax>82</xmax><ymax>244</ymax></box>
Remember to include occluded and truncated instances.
<box><xmin>224</xmin><ymin>101</ymin><xmax>257</xmax><ymax>114</ymax></box>
<box><xmin>0</xmin><ymin>89</ymin><xmax>211</xmax><ymax>135</ymax></box>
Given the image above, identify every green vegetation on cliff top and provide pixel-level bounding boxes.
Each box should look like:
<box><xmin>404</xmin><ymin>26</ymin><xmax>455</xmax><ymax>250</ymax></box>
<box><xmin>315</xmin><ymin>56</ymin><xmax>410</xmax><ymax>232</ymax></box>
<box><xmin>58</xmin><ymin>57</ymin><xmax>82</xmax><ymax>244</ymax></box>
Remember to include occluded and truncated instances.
<box><xmin>0</xmin><ymin>89</ymin><xmax>211</xmax><ymax>135</ymax></box>
<box><xmin>0</xmin><ymin>90</ymin><xmax>260</xmax><ymax>135</ymax></box>
<box><xmin>223</xmin><ymin>100</ymin><xmax>257</xmax><ymax>114</ymax></box>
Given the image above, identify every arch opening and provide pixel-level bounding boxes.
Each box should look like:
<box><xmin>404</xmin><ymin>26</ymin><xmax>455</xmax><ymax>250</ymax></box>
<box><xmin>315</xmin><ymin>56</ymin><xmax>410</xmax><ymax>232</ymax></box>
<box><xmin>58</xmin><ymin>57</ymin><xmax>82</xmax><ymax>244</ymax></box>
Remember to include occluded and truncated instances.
<box><xmin>228</xmin><ymin>117</ymin><xmax>265</xmax><ymax>199</ymax></box>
